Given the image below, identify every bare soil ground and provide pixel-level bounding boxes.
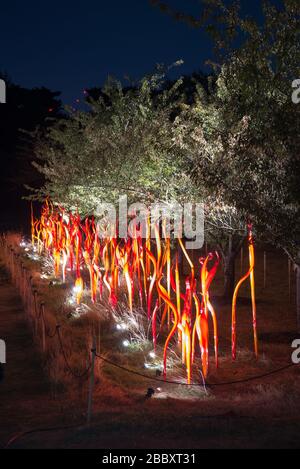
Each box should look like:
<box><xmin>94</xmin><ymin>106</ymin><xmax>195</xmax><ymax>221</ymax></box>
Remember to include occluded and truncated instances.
<box><xmin>0</xmin><ymin>263</ymin><xmax>66</xmax><ymax>447</ymax></box>
<box><xmin>1</xmin><ymin>247</ymin><xmax>300</xmax><ymax>449</ymax></box>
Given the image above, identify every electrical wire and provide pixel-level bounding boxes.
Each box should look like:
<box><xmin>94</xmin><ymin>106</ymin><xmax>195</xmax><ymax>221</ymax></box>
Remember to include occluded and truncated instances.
<box><xmin>95</xmin><ymin>352</ymin><xmax>298</xmax><ymax>387</ymax></box>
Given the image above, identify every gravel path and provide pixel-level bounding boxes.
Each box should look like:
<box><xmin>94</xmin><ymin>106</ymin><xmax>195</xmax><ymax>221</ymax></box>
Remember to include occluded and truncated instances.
<box><xmin>0</xmin><ymin>261</ymin><xmax>60</xmax><ymax>447</ymax></box>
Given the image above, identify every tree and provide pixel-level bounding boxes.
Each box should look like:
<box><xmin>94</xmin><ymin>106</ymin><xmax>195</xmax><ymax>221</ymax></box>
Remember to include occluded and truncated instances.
<box><xmin>172</xmin><ymin>84</ymin><xmax>249</xmax><ymax>299</ymax></box>
<box><xmin>167</xmin><ymin>0</ymin><xmax>300</xmax><ymax>319</ymax></box>
<box><xmin>0</xmin><ymin>73</ymin><xmax>62</xmax><ymax>187</ymax></box>
<box><xmin>31</xmin><ymin>70</ymin><xmax>198</xmax><ymax>216</ymax></box>
<box><xmin>0</xmin><ymin>73</ymin><xmax>63</xmax><ymax>229</ymax></box>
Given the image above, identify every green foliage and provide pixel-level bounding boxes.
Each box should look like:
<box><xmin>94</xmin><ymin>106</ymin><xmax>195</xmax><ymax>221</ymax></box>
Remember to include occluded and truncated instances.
<box><xmin>171</xmin><ymin>0</ymin><xmax>300</xmax><ymax>260</ymax></box>
<box><xmin>31</xmin><ymin>1</ymin><xmax>300</xmax><ymax>263</ymax></box>
<box><xmin>31</xmin><ymin>69</ymin><xmax>198</xmax><ymax>215</ymax></box>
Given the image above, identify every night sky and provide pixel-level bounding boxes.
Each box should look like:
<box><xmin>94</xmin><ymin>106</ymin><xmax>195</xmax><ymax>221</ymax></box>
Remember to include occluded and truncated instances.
<box><xmin>1</xmin><ymin>0</ymin><xmax>267</xmax><ymax>104</ymax></box>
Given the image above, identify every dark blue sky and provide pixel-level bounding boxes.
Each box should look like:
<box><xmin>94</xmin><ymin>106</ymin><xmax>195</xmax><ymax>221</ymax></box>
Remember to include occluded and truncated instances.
<box><xmin>1</xmin><ymin>0</ymin><xmax>266</xmax><ymax>104</ymax></box>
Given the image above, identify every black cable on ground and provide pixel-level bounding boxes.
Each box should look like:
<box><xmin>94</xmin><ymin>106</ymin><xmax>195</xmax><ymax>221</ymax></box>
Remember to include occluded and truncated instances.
<box><xmin>4</xmin><ymin>242</ymin><xmax>300</xmax><ymax>390</ymax></box>
<box><xmin>95</xmin><ymin>353</ymin><xmax>298</xmax><ymax>387</ymax></box>
<box><xmin>45</xmin><ymin>324</ymin><xmax>59</xmax><ymax>339</ymax></box>
<box><xmin>56</xmin><ymin>327</ymin><xmax>92</xmax><ymax>379</ymax></box>
<box><xmin>207</xmin><ymin>363</ymin><xmax>297</xmax><ymax>386</ymax></box>
<box><xmin>4</xmin><ymin>423</ymin><xmax>84</xmax><ymax>449</ymax></box>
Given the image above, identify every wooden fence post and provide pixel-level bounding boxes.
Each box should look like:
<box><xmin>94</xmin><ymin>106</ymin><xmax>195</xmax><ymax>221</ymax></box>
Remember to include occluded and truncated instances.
<box><xmin>240</xmin><ymin>247</ymin><xmax>243</xmax><ymax>274</ymax></box>
<box><xmin>288</xmin><ymin>257</ymin><xmax>291</xmax><ymax>302</ymax></box>
<box><xmin>87</xmin><ymin>336</ymin><xmax>96</xmax><ymax>426</ymax></box>
<box><xmin>41</xmin><ymin>303</ymin><xmax>46</xmax><ymax>353</ymax></box>
<box><xmin>263</xmin><ymin>251</ymin><xmax>266</xmax><ymax>289</ymax></box>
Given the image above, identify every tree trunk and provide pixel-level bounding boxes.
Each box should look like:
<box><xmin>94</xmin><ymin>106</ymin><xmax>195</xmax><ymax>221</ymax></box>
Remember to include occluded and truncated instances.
<box><xmin>296</xmin><ymin>264</ymin><xmax>300</xmax><ymax>333</ymax></box>
<box><xmin>222</xmin><ymin>234</ymin><xmax>238</xmax><ymax>301</ymax></box>
<box><xmin>223</xmin><ymin>252</ymin><xmax>236</xmax><ymax>301</ymax></box>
